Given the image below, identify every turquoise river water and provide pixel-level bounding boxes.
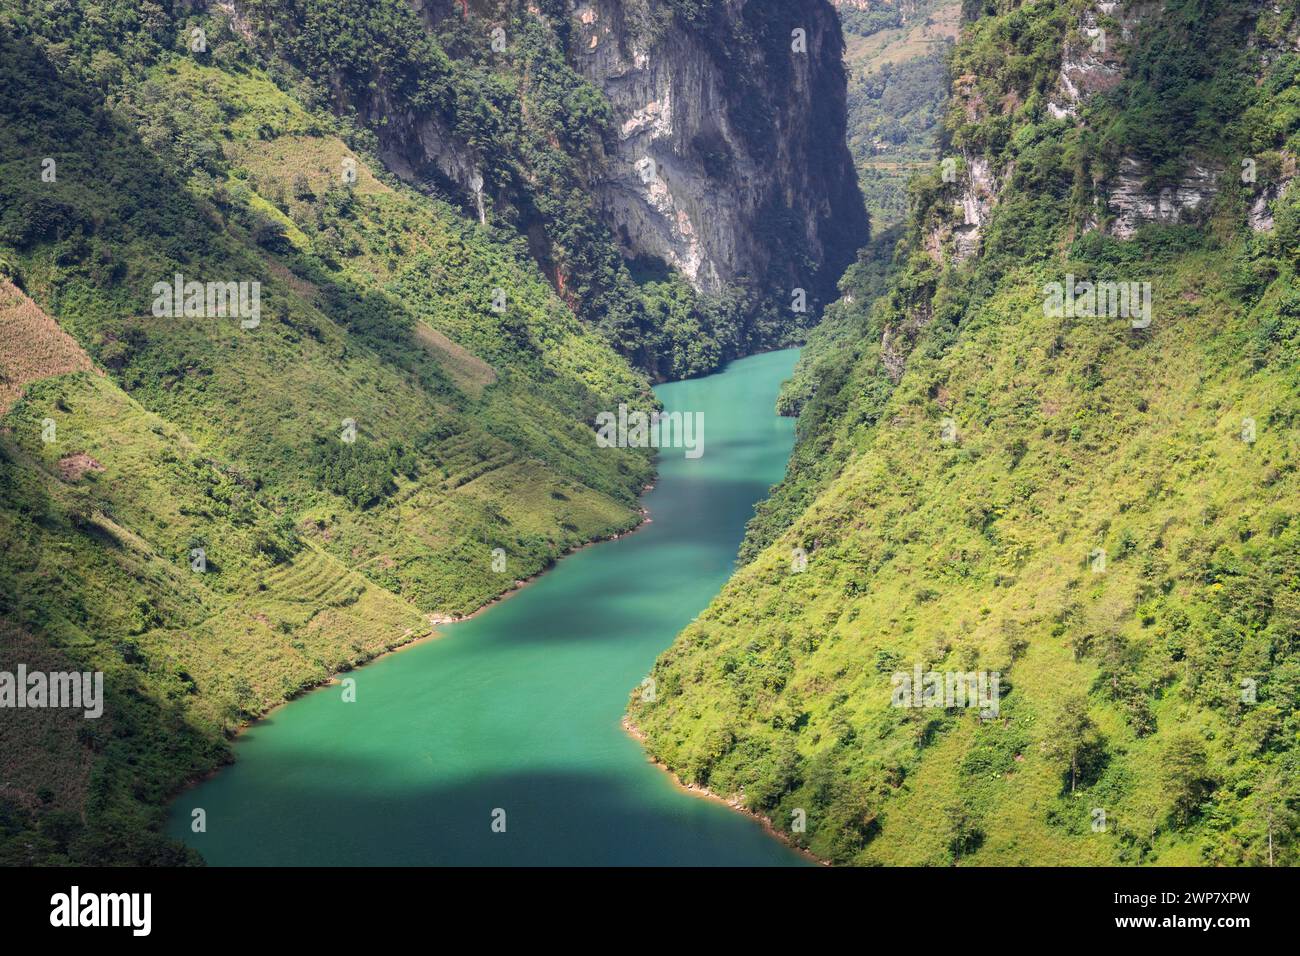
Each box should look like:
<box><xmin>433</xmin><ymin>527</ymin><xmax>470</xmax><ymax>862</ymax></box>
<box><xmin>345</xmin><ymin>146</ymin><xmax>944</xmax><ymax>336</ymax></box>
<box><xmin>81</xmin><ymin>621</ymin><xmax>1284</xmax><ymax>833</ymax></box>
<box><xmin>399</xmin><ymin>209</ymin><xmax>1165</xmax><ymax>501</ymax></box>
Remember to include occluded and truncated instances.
<box><xmin>167</xmin><ymin>348</ymin><xmax>805</xmax><ymax>865</ymax></box>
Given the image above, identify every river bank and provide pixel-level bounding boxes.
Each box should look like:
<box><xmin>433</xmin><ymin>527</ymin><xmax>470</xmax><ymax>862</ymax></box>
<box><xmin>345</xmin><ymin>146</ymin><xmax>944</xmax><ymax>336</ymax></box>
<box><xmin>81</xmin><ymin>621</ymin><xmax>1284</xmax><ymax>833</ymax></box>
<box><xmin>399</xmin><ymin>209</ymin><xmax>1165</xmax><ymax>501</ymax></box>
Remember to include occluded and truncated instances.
<box><xmin>163</xmin><ymin>503</ymin><xmax>654</xmax><ymax>803</ymax></box>
<box><xmin>167</xmin><ymin>349</ymin><xmax>804</xmax><ymax>866</ymax></box>
<box><xmin>621</xmin><ymin>715</ymin><xmax>827</xmax><ymax>866</ymax></box>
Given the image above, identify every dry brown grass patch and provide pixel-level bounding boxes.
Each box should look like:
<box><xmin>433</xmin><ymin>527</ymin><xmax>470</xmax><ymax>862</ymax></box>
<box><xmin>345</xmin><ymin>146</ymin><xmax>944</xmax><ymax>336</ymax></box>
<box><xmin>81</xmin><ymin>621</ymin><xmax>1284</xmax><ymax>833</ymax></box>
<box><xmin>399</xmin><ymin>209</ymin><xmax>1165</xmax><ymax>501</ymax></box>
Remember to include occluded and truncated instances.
<box><xmin>56</xmin><ymin>453</ymin><xmax>105</xmax><ymax>482</ymax></box>
<box><xmin>414</xmin><ymin>324</ymin><xmax>497</xmax><ymax>400</ymax></box>
<box><xmin>0</xmin><ymin>278</ymin><xmax>96</xmax><ymax>415</ymax></box>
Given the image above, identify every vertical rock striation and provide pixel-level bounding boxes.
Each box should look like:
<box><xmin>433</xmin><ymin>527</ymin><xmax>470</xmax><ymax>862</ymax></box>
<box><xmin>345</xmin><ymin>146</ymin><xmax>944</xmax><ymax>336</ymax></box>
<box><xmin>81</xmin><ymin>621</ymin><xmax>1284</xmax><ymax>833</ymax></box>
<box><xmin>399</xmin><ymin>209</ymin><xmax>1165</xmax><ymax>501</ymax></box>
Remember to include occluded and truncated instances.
<box><xmin>567</xmin><ymin>0</ymin><xmax>868</xmax><ymax>304</ymax></box>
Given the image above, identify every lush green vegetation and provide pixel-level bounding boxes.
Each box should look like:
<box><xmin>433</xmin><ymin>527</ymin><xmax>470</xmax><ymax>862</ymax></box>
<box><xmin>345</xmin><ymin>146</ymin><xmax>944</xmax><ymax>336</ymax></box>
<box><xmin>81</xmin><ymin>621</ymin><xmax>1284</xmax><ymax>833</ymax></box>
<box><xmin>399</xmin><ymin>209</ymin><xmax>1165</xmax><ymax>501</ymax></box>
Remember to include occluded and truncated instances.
<box><xmin>745</xmin><ymin>224</ymin><xmax>904</xmax><ymax>563</ymax></box>
<box><xmin>0</xmin><ymin>2</ymin><xmax>664</xmax><ymax>863</ymax></box>
<box><xmin>635</xmin><ymin>0</ymin><xmax>1300</xmax><ymax>865</ymax></box>
<box><xmin>850</xmin><ymin>50</ymin><xmax>951</xmax><ymax>226</ymax></box>
<box><xmin>841</xmin><ymin>0</ymin><xmax>958</xmax><ymax>228</ymax></box>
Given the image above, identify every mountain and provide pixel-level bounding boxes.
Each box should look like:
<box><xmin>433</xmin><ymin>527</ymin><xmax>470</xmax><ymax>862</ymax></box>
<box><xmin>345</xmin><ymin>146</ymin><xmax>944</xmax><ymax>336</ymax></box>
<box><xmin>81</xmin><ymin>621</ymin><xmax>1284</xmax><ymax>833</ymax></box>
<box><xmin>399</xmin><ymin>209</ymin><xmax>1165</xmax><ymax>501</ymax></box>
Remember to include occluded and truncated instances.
<box><xmin>836</xmin><ymin>0</ymin><xmax>960</xmax><ymax>229</ymax></box>
<box><xmin>0</xmin><ymin>0</ymin><xmax>864</xmax><ymax>863</ymax></box>
<box><xmin>632</xmin><ymin>0</ymin><xmax>1300</xmax><ymax>865</ymax></box>
<box><xmin>766</xmin><ymin>0</ymin><xmax>958</xmax><ymax>472</ymax></box>
<box><xmin>240</xmin><ymin>0</ymin><xmax>868</xmax><ymax>379</ymax></box>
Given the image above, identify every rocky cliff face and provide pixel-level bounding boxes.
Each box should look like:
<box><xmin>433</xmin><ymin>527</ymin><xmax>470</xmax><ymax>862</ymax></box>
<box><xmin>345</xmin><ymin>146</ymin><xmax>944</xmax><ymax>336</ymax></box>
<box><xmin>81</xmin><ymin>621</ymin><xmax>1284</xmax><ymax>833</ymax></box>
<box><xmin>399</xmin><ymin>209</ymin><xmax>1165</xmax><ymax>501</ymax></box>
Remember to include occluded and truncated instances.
<box><xmin>567</xmin><ymin>0</ymin><xmax>868</xmax><ymax>301</ymax></box>
<box><xmin>234</xmin><ymin>0</ymin><xmax>866</xmax><ymax>373</ymax></box>
<box><xmin>1100</xmin><ymin>155</ymin><xmax>1220</xmax><ymax>238</ymax></box>
<box><xmin>927</xmin><ymin>0</ymin><xmax>1290</xmax><ymax>256</ymax></box>
<box><xmin>373</xmin><ymin>0</ymin><xmax>867</xmax><ymax>310</ymax></box>
<box><xmin>1051</xmin><ymin>1</ymin><xmax>1224</xmax><ymax>238</ymax></box>
<box><xmin>1046</xmin><ymin>0</ymin><xmax>1139</xmax><ymax>121</ymax></box>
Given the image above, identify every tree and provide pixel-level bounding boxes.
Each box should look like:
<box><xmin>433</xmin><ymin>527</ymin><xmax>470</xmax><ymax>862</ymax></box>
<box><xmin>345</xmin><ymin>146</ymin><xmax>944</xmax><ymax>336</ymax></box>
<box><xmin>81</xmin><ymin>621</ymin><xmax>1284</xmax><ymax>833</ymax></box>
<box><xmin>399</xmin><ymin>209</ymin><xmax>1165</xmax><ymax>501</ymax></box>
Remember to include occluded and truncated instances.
<box><xmin>291</xmin><ymin>173</ymin><xmax>315</xmax><ymax>201</ymax></box>
<box><xmin>1163</xmin><ymin>731</ymin><xmax>1215</xmax><ymax>824</ymax></box>
<box><xmin>1249</xmin><ymin>771</ymin><xmax>1296</xmax><ymax>866</ymax></box>
<box><xmin>1041</xmin><ymin>693</ymin><xmax>1105</xmax><ymax>793</ymax></box>
<box><xmin>945</xmin><ymin>801</ymin><xmax>983</xmax><ymax>864</ymax></box>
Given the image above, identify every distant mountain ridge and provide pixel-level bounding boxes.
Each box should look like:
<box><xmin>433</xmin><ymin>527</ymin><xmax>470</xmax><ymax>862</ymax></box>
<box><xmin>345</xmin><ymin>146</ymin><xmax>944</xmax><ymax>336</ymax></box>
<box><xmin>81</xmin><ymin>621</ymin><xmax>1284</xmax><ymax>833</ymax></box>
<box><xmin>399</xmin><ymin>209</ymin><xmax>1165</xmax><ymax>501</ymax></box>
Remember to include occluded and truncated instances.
<box><xmin>834</xmin><ymin>0</ymin><xmax>959</xmax><ymax>228</ymax></box>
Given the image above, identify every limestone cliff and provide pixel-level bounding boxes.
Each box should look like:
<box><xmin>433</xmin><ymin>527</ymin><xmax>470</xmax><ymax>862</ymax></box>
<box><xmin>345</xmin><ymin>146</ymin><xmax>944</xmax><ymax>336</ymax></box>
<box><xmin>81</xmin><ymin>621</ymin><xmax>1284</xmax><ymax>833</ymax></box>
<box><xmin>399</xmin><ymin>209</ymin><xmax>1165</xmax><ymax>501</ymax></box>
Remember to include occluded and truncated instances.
<box><xmin>565</xmin><ymin>0</ymin><xmax>868</xmax><ymax>302</ymax></box>
<box><xmin>335</xmin><ymin>0</ymin><xmax>867</xmax><ymax>317</ymax></box>
<box><xmin>923</xmin><ymin>0</ymin><xmax>1286</xmax><ymax>260</ymax></box>
<box><xmin>232</xmin><ymin>0</ymin><xmax>866</xmax><ymax>374</ymax></box>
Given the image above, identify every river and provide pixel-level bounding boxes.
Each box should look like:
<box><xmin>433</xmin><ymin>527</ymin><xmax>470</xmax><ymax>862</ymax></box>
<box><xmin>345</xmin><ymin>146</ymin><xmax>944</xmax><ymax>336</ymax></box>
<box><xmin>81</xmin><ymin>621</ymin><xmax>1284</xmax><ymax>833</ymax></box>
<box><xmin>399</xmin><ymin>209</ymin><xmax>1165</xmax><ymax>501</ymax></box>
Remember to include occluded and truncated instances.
<box><xmin>167</xmin><ymin>348</ymin><xmax>805</xmax><ymax>865</ymax></box>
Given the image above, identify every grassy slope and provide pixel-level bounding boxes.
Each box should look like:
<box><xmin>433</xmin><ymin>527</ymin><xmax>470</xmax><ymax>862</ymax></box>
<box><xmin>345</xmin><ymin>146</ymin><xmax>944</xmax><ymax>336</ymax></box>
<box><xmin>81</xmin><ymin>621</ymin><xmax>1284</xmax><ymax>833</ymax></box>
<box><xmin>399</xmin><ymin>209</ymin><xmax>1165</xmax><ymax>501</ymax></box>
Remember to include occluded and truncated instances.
<box><xmin>0</xmin><ymin>21</ymin><xmax>653</xmax><ymax>862</ymax></box>
<box><xmin>1</xmin><ymin>366</ymin><xmax>432</xmax><ymax>863</ymax></box>
<box><xmin>634</xmin><ymin>0</ymin><xmax>1300</xmax><ymax>865</ymax></box>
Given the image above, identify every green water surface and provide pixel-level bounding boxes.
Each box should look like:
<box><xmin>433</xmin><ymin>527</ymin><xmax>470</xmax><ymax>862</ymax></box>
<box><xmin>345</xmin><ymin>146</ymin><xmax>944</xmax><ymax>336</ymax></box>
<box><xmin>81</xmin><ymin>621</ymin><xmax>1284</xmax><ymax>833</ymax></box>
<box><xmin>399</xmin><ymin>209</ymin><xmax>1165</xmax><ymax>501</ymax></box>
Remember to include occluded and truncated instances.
<box><xmin>167</xmin><ymin>349</ymin><xmax>804</xmax><ymax>865</ymax></box>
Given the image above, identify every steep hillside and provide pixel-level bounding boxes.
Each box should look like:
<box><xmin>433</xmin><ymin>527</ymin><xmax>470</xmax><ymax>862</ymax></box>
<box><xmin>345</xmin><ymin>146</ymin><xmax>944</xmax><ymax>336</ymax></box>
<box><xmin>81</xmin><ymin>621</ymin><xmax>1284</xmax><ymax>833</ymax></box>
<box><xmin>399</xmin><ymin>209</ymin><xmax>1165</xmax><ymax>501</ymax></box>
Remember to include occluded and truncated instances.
<box><xmin>236</xmin><ymin>0</ymin><xmax>868</xmax><ymax>378</ymax></box>
<box><xmin>0</xmin><ymin>5</ymin><xmax>658</xmax><ymax>863</ymax></box>
<box><xmin>633</xmin><ymin>0</ymin><xmax>1300</xmax><ymax>865</ymax></box>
